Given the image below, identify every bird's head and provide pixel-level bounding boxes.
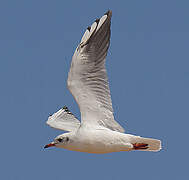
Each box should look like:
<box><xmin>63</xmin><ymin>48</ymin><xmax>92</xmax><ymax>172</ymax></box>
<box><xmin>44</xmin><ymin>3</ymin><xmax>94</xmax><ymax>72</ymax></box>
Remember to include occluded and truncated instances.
<box><xmin>44</xmin><ymin>133</ymin><xmax>71</xmax><ymax>149</ymax></box>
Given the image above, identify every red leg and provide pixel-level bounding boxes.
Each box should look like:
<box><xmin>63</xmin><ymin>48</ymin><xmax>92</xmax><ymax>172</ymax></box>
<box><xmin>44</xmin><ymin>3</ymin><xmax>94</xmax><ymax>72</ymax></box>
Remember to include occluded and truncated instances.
<box><xmin>133</xmin><ymin>143</ymin><xmax>148</xmax><ymax>150</ymax></box>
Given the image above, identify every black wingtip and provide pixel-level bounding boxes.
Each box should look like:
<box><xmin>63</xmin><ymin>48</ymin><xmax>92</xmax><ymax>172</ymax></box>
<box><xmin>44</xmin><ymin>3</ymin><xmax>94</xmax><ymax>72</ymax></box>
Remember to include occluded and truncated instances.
<box><xmin>104</xmin><ymin>10</ymin><xmax>112</xmax><ymax>17</ymax></box>
<box><xmin>62</xmin><ymin>106</ymin><xmax>68</xmax><ymax>111</ymax></box>
<box><xmin>86</xmin><ymin>11</ymin><xmax>111</xmax><ymax>33</ymax></box>
<box><xmin>87</xmin><ymin>26</ymin><xmax>91</xmax><ymax>31</ymax></box>
<box><xmin>95</xmin><ymin>18</ymin><xmax>100</xmax><ymax>24</ymax></box>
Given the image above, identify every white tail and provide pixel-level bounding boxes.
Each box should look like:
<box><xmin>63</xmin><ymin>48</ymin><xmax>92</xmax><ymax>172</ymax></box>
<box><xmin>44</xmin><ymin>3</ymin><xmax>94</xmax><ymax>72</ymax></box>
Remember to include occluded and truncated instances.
<box><xmin>130</xmin><ymin>135</ymin><xmax>162</xmax><ymax>152</ymax></box>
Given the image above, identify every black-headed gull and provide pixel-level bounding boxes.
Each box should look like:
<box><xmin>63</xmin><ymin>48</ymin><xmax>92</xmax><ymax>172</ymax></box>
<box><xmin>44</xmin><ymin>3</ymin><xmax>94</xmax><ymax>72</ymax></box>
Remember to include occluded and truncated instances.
<box><xmin>45</xmin><ymin>10</ymin><xmax>161</xmax><ymax>153</ymax></box>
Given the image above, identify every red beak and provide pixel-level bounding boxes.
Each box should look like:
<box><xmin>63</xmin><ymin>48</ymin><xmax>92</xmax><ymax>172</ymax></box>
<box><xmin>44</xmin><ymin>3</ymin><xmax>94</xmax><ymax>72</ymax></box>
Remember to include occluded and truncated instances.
<box><xmin>44</xmin><ymin>142</ymin><xmax>56</xmax><ymax>149</ymax></box>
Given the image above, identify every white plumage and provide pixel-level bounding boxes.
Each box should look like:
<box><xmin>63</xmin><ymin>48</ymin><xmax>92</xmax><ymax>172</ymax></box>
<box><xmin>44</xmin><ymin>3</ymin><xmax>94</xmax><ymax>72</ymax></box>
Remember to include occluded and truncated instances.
<box><xmin>47</xmin><ymin>106</ymin><xmax>80</xmax><ymax>132</ymax></box>
<box><xmin>45</xmin><ymin>10</ymin><xmax>161</xmax><ymax>153</ymax></box>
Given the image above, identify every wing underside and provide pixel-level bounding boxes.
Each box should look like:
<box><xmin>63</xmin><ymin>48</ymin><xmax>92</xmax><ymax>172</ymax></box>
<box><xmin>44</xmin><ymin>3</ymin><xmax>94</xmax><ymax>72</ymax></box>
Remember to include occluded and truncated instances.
<box><xmin>67</xmin><ymin>11</ymin><xmax>125</xmax><ymax>132</ymax></box>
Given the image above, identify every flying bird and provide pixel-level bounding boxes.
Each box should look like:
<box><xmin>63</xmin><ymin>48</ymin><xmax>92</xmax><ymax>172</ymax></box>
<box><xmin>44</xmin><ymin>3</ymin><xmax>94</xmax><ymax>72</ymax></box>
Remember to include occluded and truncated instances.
<box><xmin>45</xmin><ymin>10</ymin><xmax>161</xmax><ymax>153</ymax></box>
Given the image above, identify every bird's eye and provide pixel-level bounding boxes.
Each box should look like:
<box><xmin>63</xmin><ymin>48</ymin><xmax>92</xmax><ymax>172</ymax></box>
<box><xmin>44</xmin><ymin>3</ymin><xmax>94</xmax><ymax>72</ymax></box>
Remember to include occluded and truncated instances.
<box><xmin>57</xmin><ymin>138</ymin><xmax>62</xmax><ymax>142</ymax></box>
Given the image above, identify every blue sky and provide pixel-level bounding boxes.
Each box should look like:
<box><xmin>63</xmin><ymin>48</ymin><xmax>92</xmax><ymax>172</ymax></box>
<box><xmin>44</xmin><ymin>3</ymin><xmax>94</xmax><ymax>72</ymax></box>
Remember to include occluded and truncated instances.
<box><xmin>0</xmin><ymin>0</ymin><xmax>188</xmax><ymax>179</ymax></box>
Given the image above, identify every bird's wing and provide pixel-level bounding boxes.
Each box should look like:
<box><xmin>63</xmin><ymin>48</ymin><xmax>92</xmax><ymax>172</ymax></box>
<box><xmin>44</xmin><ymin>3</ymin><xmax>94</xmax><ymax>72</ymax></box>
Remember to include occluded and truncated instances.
<box><xmin>46</xmin><ymin>106</ymin><xmax>80</xmax><ymax>132</ymax></box>
<box><xmin>67</xmin><ymin>11</ymin><xmax>124</xmax><ymax>132</ymax></box>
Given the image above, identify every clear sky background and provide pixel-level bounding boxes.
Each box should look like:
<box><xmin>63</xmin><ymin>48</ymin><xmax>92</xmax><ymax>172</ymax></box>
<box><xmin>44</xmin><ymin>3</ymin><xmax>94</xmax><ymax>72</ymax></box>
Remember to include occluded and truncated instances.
<box><xmin>0</xmin><ymin>0</ymin><xmax>188</xmax><ymax>179</ymax></box>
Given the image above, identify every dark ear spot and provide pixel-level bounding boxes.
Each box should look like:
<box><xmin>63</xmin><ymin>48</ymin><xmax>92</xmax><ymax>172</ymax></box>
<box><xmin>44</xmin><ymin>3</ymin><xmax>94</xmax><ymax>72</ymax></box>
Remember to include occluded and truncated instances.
<box><xmin>65</xmin><ymin>137</ymin><xmax>69</xmax><ymax>141</ymax></box>
<box><xmin>57</xmin><ymin>138</ymin><xmax>62</xmax><ymax>142</ymax></box>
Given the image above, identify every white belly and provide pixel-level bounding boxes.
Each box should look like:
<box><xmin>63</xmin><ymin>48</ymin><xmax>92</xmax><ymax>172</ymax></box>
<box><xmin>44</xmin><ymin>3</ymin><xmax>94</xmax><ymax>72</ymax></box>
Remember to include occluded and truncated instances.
<box><xmin>61</xmin><ymin>129</ymin><xmax>133</xmax><ymax>154</ymax></box>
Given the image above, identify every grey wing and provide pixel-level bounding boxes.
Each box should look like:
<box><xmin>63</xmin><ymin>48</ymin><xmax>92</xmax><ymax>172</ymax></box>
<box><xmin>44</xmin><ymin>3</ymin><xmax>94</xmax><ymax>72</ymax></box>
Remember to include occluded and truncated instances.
<box><xmin>46</xmin><ymin>106</ymin><xmax>80</xmax><ymax>132</ymax></box>
<box><xmin>67</xmin><ymin>11</ymin><xmax>124</xmax><ymax>132</ymax></box>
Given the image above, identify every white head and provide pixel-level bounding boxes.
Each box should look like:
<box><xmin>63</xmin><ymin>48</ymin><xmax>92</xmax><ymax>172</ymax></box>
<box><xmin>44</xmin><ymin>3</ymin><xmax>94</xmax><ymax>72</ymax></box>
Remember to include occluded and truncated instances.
<box><xmin>44</xmin><ymin>132</ymin><xmax>72</xmax><ymax>149</ymax></box>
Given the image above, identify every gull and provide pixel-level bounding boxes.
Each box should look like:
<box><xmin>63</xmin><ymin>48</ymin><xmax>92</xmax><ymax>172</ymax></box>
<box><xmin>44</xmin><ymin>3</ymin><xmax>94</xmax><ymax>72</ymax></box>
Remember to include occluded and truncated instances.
<box><xmin>44</xmin><ymin>10</ymin><xmax>161</xmax><ymax>153</ymax></box>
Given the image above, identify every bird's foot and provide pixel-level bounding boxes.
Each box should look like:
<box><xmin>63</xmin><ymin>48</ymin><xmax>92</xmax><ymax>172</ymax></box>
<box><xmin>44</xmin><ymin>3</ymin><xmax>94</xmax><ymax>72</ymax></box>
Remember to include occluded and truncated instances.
<box><xmin>133</xmin><ymin>143</ymin><xmax>148</xmax><ymax>150</ymax></box>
